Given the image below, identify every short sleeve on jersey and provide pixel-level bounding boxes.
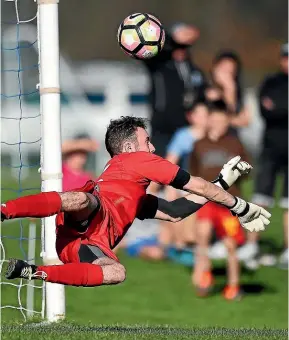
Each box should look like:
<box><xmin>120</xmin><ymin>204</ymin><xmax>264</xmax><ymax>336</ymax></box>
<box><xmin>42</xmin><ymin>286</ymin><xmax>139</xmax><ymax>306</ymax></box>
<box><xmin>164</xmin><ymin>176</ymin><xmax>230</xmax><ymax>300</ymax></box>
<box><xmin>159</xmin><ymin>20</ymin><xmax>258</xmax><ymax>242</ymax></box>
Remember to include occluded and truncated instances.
<box><xmin>123</xmin><ymin>152</ymin><xmax>180</xmax><ymax>185</ymax></box>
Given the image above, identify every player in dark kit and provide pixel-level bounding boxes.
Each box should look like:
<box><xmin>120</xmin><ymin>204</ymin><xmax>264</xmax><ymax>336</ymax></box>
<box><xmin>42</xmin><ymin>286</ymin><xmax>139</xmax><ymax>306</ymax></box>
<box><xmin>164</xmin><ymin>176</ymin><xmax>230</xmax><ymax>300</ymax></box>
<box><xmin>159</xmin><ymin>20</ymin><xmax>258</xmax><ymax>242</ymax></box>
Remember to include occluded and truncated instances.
<box><xmin>2</xmin><ymin>117</ymin><xmax>270</xmax><ymax>288</ymax></box>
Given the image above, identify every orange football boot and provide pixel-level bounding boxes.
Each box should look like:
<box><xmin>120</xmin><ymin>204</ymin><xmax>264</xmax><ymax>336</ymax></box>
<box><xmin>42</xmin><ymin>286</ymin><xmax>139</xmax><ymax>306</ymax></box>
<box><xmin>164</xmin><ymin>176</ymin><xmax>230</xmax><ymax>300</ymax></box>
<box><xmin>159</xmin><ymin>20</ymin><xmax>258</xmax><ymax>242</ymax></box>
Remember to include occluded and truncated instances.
<box><xmin>222</xmin><ymin>285</ymin><xmax>243</xmax><ymax>301</ymax></box>
<box><xmin>195</xmin><ymin>271</ymin><xmax>215</xmax><ymax>297</ymax></box>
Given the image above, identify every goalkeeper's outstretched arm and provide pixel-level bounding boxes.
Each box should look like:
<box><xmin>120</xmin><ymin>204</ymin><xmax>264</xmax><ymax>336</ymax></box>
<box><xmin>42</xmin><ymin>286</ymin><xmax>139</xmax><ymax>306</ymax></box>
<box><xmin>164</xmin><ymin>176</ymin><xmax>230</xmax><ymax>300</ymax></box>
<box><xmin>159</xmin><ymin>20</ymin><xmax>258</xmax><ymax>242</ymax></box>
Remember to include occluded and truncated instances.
<box><xmin>138</xmin><ymin>156</ymin><xmax>257</xmax><ymax>224</ymax></box>
<box><xmin>138</xmin><ymin>175</ymin><xmax>241</xmax><ymax>223</ymax></box>
<box><xmin>1</xmin><ymin>191</ymin><xmax>98</xmax><ymax>222</ymax></box>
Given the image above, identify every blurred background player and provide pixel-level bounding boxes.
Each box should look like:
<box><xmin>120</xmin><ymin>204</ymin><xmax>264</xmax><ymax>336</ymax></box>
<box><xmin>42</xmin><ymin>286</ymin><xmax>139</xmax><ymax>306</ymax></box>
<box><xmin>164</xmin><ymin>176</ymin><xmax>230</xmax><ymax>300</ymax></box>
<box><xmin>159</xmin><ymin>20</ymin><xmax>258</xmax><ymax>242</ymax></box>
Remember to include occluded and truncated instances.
<box><xmin>241</xmin><ymin>43</ymin><xmax>288</xmax><ymax>267</ymax></box>
<box><xmin>62</xmin><ymin>134</ymin><xmax>98</xmax><ymax>191</ymax></box>
<box><xmin>142</xmin><ymin>22</ymin><xmax>207</xmax><ymax>158</ymax></box>
<box><xmin>190</xmin><ymin>100</ymin><xmax>250</xmax><ymax>300</ymax></box>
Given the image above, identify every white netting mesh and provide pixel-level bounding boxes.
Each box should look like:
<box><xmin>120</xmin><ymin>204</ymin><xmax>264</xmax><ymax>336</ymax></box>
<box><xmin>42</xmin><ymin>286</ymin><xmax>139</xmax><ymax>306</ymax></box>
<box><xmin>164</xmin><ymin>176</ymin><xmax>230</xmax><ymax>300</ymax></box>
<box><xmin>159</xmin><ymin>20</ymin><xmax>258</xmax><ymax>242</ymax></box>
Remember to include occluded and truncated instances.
<box><xmin>1</xmin><ymin>0</ymin><xmax>44</xmax><ymax>320</ymax></box>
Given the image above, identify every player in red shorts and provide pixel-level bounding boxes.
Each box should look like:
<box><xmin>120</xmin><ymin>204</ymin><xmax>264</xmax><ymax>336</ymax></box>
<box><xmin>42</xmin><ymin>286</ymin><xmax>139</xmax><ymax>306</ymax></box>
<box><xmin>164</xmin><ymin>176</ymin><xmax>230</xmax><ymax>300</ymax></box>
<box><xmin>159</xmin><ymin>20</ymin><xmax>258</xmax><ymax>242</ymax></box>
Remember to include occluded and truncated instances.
<box><xmin>194</xmin><ymin>203</ymin><xmax>245</xmax><ymax>299</ymax></box>
<box><xmin>1</xmin><ymin>116</ymin><xmax>270</xmax><ymax>288</ymax></box>
<box><xmin>189</xmin><ymin>100</ymin><xmax>253</xmax><ymax>300</ymax></box>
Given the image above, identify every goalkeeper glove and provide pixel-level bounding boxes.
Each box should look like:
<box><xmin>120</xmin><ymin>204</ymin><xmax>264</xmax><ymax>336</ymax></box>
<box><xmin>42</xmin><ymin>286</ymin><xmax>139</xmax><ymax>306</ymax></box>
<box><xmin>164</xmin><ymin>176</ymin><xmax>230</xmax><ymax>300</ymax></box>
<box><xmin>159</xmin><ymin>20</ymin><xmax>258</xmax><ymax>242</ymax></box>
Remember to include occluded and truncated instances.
<box><xmin>212</xmin><ymin>155</ymin><xmax>252</xmax><ymax>190</ymax></box>
<box><xmin>230</xmin><ymin>198</ymin><xmax>271</xmax><ymax>232</ymax></box>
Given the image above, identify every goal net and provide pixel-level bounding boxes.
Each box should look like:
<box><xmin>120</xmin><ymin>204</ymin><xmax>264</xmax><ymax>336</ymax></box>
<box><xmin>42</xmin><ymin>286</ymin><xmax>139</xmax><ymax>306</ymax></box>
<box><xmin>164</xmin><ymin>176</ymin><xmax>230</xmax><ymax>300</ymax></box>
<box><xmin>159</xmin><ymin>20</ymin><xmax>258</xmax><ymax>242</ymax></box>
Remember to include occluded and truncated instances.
<box><xmin>1</xmin><ymin>0</ymin><xmax>65</xmax><ymax>322</ymax></box>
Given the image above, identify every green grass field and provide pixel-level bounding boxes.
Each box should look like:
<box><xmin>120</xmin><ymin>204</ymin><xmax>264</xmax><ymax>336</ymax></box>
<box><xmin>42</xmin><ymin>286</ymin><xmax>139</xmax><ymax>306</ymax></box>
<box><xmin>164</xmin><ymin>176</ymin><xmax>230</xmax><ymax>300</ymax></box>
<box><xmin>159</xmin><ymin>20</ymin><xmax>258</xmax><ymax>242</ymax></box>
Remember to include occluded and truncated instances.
<box><xmin>1</xmin><ymin>171</ymin><xmax>288</xmax><ymax>339</ymax></box>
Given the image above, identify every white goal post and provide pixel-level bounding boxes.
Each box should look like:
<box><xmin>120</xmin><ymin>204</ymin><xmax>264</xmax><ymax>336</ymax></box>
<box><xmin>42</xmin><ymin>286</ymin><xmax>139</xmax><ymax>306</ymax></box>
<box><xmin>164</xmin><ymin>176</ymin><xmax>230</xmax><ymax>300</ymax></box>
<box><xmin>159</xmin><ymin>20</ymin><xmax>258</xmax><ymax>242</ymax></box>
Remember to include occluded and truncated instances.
<box><xmin>38</xmin><ymin>0</ymin><xmax>65</xmax><ymax>321</ymax></box>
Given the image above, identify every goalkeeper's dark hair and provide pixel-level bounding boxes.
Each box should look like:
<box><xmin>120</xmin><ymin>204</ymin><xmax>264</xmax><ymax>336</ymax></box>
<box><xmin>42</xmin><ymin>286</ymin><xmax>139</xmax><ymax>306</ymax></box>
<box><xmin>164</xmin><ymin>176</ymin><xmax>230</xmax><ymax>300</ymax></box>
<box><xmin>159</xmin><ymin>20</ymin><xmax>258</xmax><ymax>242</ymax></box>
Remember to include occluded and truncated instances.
<box><xmin>105</xmin><ymin>116</ymin><xmax>149</xmax><ymax>157</ymax></box>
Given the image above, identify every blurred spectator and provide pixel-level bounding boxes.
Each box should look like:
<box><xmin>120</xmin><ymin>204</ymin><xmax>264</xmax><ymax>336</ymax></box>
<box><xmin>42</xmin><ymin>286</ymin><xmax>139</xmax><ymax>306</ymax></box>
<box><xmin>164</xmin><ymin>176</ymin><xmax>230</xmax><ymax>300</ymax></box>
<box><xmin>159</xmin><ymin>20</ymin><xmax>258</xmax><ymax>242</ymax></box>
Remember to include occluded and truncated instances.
<box><xmin>208</xmin><ymin>50</ymin><xmax>251</xmax><ymax>132</ymax></box>
<box><xmin>166</xmin><ymin>99</ymin><xmax>209</xmax><ymax>169</ymax></box>
<box><xmin>154</xmin><ymin>100</ymin><xmax>209</xmax><ymax>264</ymax></box>
<box><xmin>241</xmin><ymin>43</ymin><xmax>288</xmax><ymax>268</ymax></box>
<box><xmin>62</xmin><ymin>134</ymin><xmax>98</xmax><ymax>191</ymax></box>
<box><xmin>143</xmin><ymin>23</ymin><xmax>207</xmax><ymax>157</ymax></box>
<box><xmin>190</xmin><ymin>100</ymin><xmax>250</xmax><ymax>300</ymax></box>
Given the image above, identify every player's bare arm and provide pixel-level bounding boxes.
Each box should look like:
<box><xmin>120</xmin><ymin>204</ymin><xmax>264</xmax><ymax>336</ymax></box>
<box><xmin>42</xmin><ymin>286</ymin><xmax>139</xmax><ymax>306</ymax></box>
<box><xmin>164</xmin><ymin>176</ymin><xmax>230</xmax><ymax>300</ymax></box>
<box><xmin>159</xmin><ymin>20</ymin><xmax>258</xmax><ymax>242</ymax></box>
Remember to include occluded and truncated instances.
<box><xmin>182</xmin><ymin>155</ymin><xmax>252</xmax><ymax>209</ymax></box>
<box><xmin>183</xmin><ymin>176</ymin><xmax>236</xmax><ymax>208</ymax></box>
<box><xmin>180</xmin><ymin>166</ymin><xmax>271</xmax><ymax>233</ymax></box>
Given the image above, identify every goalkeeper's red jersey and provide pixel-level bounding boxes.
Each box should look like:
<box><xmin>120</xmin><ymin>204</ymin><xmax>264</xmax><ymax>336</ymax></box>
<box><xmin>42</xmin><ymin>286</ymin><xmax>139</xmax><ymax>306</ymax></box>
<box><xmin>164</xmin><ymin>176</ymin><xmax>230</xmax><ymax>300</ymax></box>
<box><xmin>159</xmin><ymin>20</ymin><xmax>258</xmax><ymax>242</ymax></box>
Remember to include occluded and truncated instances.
<box><xmin>94</xmin><ymin>151</ymin><xmax>179</xmax><ymax>229</ymax></box>
<box><xmin>55</xmin><ymin>152</ymin><xmax>179</xmax><ymax>262</ymax></box>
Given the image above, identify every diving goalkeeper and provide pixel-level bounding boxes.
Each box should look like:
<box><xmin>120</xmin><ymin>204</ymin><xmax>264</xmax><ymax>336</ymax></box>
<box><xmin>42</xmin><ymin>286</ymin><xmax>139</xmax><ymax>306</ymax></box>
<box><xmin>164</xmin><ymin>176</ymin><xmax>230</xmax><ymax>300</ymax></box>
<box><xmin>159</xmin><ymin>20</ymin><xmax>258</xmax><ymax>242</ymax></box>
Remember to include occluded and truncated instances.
<box><xmin>1</xmin><ymin>116</ymin><xmax>271</xmax><ymax>287</ymax></box>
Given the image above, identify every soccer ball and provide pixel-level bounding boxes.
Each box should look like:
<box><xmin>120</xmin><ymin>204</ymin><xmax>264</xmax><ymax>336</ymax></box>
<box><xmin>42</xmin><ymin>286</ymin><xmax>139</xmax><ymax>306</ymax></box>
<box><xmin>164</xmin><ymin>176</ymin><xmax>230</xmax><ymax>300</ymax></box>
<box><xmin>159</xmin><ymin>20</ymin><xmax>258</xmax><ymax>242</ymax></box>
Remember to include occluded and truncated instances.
<box><xmin>117</xmin><ymin>13</ymin><xmax>165</xmax><ymax>59</ymax></box>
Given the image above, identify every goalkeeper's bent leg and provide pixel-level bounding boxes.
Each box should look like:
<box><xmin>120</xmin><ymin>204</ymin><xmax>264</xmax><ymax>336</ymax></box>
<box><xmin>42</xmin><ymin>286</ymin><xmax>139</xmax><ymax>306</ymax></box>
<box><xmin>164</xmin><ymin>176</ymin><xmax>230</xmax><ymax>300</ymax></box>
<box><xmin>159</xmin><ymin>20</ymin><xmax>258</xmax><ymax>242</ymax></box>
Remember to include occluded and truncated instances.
<box><xmin>6</xmin><ymin>258</ymin><xmax>126</xmax><ymax>287</ymax></box>
<box><xmin>37</xmin><ymin>263</ymin><xmax>104</xmax><ymax>286</ymax></box>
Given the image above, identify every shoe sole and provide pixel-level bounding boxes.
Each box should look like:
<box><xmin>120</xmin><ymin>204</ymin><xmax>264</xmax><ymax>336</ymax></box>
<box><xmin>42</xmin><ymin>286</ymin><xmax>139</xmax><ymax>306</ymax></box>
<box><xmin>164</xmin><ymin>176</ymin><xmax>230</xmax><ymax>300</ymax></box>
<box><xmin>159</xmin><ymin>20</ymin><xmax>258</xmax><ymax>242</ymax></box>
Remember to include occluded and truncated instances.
<box><xmin>5</xmin><ymin>258</ymin><xmax>18</xmax><ymax>279</ymax></box>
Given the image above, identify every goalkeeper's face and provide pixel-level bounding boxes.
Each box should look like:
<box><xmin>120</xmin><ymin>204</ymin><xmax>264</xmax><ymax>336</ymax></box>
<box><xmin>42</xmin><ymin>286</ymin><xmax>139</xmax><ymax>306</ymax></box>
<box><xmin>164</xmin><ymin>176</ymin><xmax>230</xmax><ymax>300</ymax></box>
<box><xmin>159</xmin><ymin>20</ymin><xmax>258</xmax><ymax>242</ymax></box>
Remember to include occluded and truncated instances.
<box><xmin>133</xmin><ymin>127</ymin><xmax>155</xmax><ymax>154</ymax></box>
